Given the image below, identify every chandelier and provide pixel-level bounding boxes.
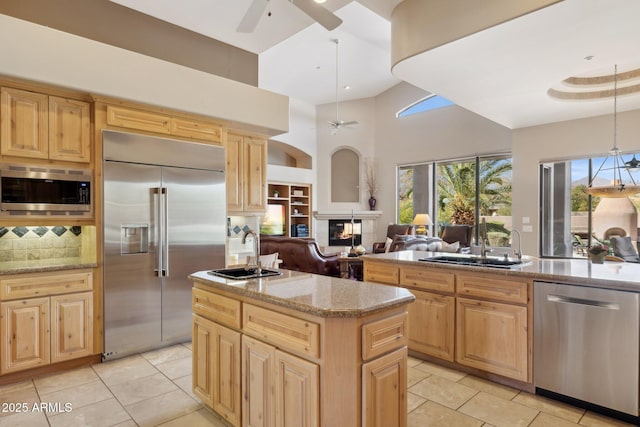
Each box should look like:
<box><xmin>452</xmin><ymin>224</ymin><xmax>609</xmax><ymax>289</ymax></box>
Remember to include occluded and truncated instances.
<box><xmin>585</xmin><ymin>65</ymin><xmax>640</xmax><ymax>198</ymax></box>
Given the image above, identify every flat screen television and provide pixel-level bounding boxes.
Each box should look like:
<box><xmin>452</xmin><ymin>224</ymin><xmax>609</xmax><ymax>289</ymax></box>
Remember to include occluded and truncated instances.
<box><xmin>260</xmin><ymin>204</ymin><xmax>286</xmax><ymax>236</ymax></box>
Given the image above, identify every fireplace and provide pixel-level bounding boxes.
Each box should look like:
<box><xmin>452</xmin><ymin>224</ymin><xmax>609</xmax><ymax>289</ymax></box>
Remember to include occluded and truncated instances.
<box><xmin>328</xmin><ymin>219</ymin><xmax>362</xmax><ymax>247</ymax></box>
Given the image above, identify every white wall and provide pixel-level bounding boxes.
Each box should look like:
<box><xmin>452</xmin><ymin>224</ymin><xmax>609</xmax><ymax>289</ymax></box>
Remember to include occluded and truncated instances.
<box><xmin>0</xmin><ymin>14</ymin><xmax>288</xmax><ymax>134</ymax></box>
<box><xmin>316</xmin><ymin>97</ymin><xmax>377</xmax><ymax>213</ymax></box>
<box><xmin>372</xmin><ymin>82</ymin><xmax>512</xmax><ymax>241</ymax></box>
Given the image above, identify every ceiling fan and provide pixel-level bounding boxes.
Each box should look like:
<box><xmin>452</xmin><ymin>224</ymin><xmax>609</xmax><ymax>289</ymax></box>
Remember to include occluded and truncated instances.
<box><xmin>328</xmin><ymin>38</ymin><xmax>358</xmax><ymax>134</ymax></box>
<box><xmin>237</xmin><ymin>0</ymin><xmax>343</xmax><ymax>33</ymax></box>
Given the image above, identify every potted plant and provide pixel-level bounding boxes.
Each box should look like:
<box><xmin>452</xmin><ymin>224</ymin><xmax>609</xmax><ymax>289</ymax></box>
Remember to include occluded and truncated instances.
<box><xmin>588</xmin><ymin>243</ymin><xmax>608</xmax><ymax>264</ymax></box>
<box><xmin>364</xmin><ymin>158</ymin><xmax>379</xmax><ymax>210</ymax></box>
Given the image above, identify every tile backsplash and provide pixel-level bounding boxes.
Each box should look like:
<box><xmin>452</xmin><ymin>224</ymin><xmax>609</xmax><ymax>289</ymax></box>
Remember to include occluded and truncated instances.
<box><xmin>0</xmin><ymin>225</ymin><xmax>93</xmax><ymax>262</ymax></box>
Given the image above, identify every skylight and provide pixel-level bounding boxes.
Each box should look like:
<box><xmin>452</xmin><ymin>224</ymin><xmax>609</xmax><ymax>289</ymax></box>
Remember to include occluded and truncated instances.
<box><xmin>396</xmin><ymin>94</ymin><xmax>454</xmax><ymax>118</ymax></box>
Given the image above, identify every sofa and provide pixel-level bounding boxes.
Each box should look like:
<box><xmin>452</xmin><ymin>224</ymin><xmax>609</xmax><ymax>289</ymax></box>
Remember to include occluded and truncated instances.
<box><xmin>260</xmin><ymin>235</ymin><xmax>340</xmax><ymax>277</ymax></box>
<box><xmin>372</xmin><ymin>224</ymin><xmax>415</xmax><ymax>253</ymax></box>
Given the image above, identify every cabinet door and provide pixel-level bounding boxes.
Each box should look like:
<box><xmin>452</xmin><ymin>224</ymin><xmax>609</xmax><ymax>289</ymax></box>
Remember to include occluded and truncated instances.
<box><xmin>192</xmin><ymin>314</ymin><xmax>216</xmax><ymax>406</ymax></box>
<box><xmin>0</xmin><ymin>298</ymin><xmax>50</xmax><ymax>374</ymax></box>
<box><xmin>0</xmin><ymin>87</ymin><xmax>49</xmax><ymax>159</ymax></box>
<box><xmin>50</xmin><ymin>292</ymin><xmax>93</xmax><ymax>363</ymax></box>
<box><xmin>242</xmin><ymin>335</ymin><xmax>276</xmax><ymax>427</ymax></box>
<box><xmin>213</xmin><ymin>323</ymin><xmax>241</xmax><ymax>427</ymax></box>
<box><xmin>409</xmin><ymin>290</ymin><xmax>455</xmax><ymax>361</ymax></box>
<box><xmin>456</xmin><ymin>297</ymin><xmax>528</xmax><ymax>381</ymax></box>
<box><xmin>49</xmin><ymin>96</ymin><xmax>91</xmax><ymax>163</ymax></box>
<box><xmin>274</xmin><ymin>350</ymin><xmax>319</xmax><ymax>427</ymax></box>
<box><xmin>226</xmin><ymin>133</ymin><xmax>244</xmax><ymax>212</ymax></box>
<box><xmin>242</xmin><ymin>136</ymin><xmax>267</xmax><ymax>213</ymax></box>
<box><xmin>362</xmin><ymin>347</ymin><xmax>407</xmax><ymax>427</ymax></box>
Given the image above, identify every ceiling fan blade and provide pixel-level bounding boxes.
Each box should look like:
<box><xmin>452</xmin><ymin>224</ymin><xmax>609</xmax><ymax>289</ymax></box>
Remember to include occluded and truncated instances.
<box><xmin>291</xmin><ymin>0</ymin><xmax>343</xmax><ymax>30</ymax></box>
<box><xmin>237</xmin><ymin>0</ymin><xmax>269</xmax><ymax>33</ymax></box>
<box><xmin>340</xmin><ymin>120</ymin><xmax>359</xmax><ymax>126</ymax></box>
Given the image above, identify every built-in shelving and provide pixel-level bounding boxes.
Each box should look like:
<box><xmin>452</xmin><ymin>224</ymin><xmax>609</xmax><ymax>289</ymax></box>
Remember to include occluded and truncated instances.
<box><xmin>263</xmin><ymin>182</ymin><xmax>312</xmax><ymax>238</ymax></box>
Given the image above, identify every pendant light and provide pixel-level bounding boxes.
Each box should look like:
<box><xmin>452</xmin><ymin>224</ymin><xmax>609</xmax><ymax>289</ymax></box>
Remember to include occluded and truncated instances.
<box><xmin>585</xmin><ymin>65</ymin><xmax>640</xmax><ymax>198</ymax></box>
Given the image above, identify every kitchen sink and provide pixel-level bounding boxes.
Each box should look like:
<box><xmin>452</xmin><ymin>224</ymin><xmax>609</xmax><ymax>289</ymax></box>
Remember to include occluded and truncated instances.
<box><xmin>419</xmin><ymin>255</ymin><xmax>526</xmax><ymax>269</ymax></box>
<box><xmin>207</xmin><ymin>267</ymin><xmax>282</xmax><ymax>280</ymax></box>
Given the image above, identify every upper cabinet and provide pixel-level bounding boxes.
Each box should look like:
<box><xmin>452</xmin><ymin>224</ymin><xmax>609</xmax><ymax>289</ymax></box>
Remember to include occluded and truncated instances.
<box><xmin>226</xmin><ymin>132</ymin><xmax>267</xmax><ymax>214</ymax></box>
<box><xmin>104</xmin><ymin>104</ymin><xmax>222</xmax><ymax>145</ymax></box>
<box><xmin>1</xmin><ymin>87</ymin><xmax>91</xmax><ymax>163</ymax></box>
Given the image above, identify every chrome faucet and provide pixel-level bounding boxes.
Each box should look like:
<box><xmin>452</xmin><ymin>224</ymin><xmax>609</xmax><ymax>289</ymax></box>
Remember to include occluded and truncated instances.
<box><xmin>480</xmin><ymin>218</ymin><xmax>492</xmax><ymax>258</ymax></box>
<box><xmin>242</xmin><ymin>229</ymin><xmax>261</xmax><ymax>275</ymax></box>
<box><xmin>511</xmin><ymin>229</ymin><xmax>522</xmax><ymax>261</ymax></box>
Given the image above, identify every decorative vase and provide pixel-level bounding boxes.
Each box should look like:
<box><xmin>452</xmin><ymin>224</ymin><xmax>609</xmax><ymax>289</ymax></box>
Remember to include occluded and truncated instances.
<box><xmin>589</xmin><ymin>252</ymin><xmax>605</xmax><ymax>264</ymax></box>
<box><xmin>368</xmin><ymin>196</ymin><xmax>377</xmax><ymax>211</ymax></box>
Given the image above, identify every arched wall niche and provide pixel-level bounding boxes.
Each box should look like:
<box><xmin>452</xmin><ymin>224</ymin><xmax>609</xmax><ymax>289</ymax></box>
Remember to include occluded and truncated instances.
<box><xmin>331</xmin><ymin>147</ymin><xmax>360</xmax><ymax>202</ymax></box>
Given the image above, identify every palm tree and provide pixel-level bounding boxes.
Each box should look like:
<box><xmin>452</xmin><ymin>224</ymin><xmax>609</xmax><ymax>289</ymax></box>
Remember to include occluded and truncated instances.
<box><xmin>438</xmin><ymin>159</ymin><xmax>512</xmax><ymax>225</ymax></box>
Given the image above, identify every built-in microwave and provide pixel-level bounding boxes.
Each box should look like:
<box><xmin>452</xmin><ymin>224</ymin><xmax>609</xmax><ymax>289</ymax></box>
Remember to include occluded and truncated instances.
<box><xmin>0</xmin><ymin>164</ymin><xmax>92</xmax><ymax>214</ymax></box>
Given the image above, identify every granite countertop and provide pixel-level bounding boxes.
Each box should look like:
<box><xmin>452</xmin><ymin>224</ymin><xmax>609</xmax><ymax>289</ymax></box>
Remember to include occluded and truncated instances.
<box><xmin>189</xmin><ymin>269</ymin><xmax>415</xmax><ymax>318</ymax></box>
<box><xmin>0</xmin><ymin>258</ymin><xmax>98</xmax><ymax>275</ymax></box>
<box><xmin>361</xmin><ymin>251</ymin><xmax>640</xmax><ymax>292</ymax></box>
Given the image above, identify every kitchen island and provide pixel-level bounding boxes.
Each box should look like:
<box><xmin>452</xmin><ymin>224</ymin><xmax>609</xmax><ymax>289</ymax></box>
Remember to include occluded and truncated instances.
<box><xmin>189</xmin><ymin>269</ymin><xmax>415</xmax><ymax>427</ymax></box>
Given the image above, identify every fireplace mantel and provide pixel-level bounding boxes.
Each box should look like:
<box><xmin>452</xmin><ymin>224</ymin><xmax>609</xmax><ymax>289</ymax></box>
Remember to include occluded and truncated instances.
<box><xmin>313</xmin><ymin>211</ymin><xmax>382</xmax><ymax>220</ymax></box>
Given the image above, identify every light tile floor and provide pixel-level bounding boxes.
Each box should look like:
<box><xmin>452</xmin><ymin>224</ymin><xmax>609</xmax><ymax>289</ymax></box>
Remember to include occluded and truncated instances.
<box><xmin>0</xmin><ymin>345</ymin><xmax>634</xmax><ymax>427</ymax></box>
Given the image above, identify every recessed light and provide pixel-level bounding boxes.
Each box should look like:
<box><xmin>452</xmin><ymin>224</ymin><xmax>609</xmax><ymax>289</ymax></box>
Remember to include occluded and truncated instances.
<box><xmin>314</xmin><ymin>0</ymin><xmax>327</xmax><ymax>3</ymax></box>
<box><xmin>344</xmin><ymin>85</ymin><xmax>351</xmax><ymax>90</ymax></box>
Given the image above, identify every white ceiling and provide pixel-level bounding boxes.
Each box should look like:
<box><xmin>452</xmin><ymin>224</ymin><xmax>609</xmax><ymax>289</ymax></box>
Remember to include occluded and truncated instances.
<box><xmin>109</xmin><ymin>0</ymin><xmax>640</xmax><ymax>129</ymax></box>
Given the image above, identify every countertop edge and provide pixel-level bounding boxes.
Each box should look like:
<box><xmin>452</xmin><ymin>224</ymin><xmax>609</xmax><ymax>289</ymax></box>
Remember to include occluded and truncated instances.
<box><xmin>190</xmin><ymin>274</ymin><xmax>416</xmax><ymax>318</ymax></box>
<box><xmin>0</xmin><ymin>262</ymin><xmax>98</xmax><ymax>275</ymax></box>
<box><xmin>360</xmin><ymin>252</ymin><xmax>640</xmax><ymax>292</ymax></box>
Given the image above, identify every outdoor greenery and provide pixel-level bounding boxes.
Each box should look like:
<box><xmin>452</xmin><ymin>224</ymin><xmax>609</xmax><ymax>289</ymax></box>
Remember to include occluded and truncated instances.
<box><xmin>397</xmin><ymin>158</ymin><xmax>513</xmax><ymax>237</ymax></box>
<box><xmin>438</xmin><ymin>159</ymin><xmax>512</xmax><ymax>225</ymax></box>
<box><xmin>572</xmin><ymin>185</ymin><xmax>600</xmax><ymax>211</ymax></box>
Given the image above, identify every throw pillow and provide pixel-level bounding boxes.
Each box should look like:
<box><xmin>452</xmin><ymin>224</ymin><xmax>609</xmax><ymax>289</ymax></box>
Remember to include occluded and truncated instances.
<box><xmin>441</xmin><ymin>241</ymin><xmax>460</xmax><ymax>253</ymax></box>
<box><xmin>384</xmin><ymin>237</ymin><xmax>393</xmax><ymax>253</ymax></box>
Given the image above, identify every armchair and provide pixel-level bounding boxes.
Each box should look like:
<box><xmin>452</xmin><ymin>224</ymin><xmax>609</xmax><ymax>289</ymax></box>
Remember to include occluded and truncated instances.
<box><xmin>610</xmin><ymin>236</ymin><xmax>640</xmax><ymax>263</ymax></box>
<box><xmin>440</xmin><ymin>224</ymin><xmax>474</xmax><ymax>248</ymax></box>
<box><xmin>372</xmin><ymin>224</ymin><xmax>414</xmax><ymax>253</ymax></box>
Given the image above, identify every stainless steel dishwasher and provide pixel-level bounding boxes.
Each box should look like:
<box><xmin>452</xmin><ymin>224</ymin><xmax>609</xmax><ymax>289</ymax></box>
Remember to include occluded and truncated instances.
<box><xmin>534</xmin><ymin>281</ymin><xmax>639</xmax><ymax>416</ymax></box>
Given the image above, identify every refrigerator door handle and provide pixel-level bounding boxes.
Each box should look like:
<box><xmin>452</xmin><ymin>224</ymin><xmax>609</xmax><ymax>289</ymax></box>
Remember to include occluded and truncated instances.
<box><xmin>161</xmin><ymin>187</ymin><xmax>169</xmax><ymax>277</ymax></box>
<box><xmin>152</xmin><ymin>187</ymin><xmax>163</xmax><ymax>277</ymax></box>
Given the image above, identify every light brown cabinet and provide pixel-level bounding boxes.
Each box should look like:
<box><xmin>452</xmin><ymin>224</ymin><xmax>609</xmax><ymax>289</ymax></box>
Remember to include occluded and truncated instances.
<box><xmin>0</xmin><ymin>271</ymin><xmax>94</xmax><ymax>375</ymax></box>
<box><xmin>363</xmin><ymin>259</ymin><xmax>532</xmax><ymax>383</ymax></box>
<box><xmin>407</xmin><ymin>290</ymin><xmax>455</xmax><ymax>361</ymax></box>
<box><xmin>274</xmin><ymin>348</ymin><xmax>319</xmax><ymax>427</ymax></box>
<box><xmin>226</xmin><ymin>132</ymin><xmax>267</xmax><ymax>214</ymax></box>
<box><xmin>456</xmin><ymin>297</ymin><xmax>528</xmax><ymax>381</ymax></box>
<box><xmin>0</xmin><ymin>297</ymin><xmax>50</xmax><ymax>373</ymax></box>
<box><xmin>1</xmin><ymin>87</ymin><xmax>91</xmax><ymax>163</ymax></box>
<box><xmin>192</xmin><ymin>278</ymin><xmax>409</xmax><ymax>427</ymax></box>
<box><xmin>105</xmin><ymin>104</ymin><xmax>222</xmax><ymax>145</ymax></box>
<box><xmin>50</xmin><ymin>292</ymin><xmax>93</xmax><ymax>363</ymax></box>
<box><xmin>362</xmin><ymin>347</ymin><xmax>408</xmax><ymax>427</ymax></box>
<box><xmin>242</xmin><ymin>335</ymin><xmax>275</xmax><ymax>427</ymax></box>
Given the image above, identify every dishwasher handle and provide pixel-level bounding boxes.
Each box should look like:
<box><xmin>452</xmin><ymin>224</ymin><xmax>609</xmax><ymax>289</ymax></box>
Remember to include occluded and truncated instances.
<box><xmin>547</xmin><ymin>294</ymin><xmax>620</xmax><ymax>310</ymax></box>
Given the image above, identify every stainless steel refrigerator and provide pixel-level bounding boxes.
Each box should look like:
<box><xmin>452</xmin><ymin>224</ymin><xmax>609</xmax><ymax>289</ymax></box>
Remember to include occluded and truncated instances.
<box><xmin>103</xmin><ymin>130</ymin><xmax>226</xmax><ymax>360</ymax></box>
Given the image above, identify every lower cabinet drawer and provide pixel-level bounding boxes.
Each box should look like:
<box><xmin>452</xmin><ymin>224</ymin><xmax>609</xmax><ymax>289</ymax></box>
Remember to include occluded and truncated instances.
<box><xmin>243</xmin><ymin>304</ymin><xmax>320</xmax><ymax>359</ymax></box>
<box><xmin>192</xmin><ymin>288</ymin><xmax>241</xmax><ymax>329</ymax></box>
<box><xmin>362</xmin><ymin>312</ymin><xmax>408</xmax><ymax>361</ymax></box>
<box><xmin>1</xmin><ymin>271</ymin><xmax>93</xmax><ymax>300</ymax></box>
<box><xmin>363</xmin><ymin>262</ymin><xmax>399</xmax><ymax>285</ymax></box>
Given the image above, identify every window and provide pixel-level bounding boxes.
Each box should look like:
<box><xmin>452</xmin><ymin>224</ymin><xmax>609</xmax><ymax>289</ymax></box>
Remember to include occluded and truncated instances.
<box><xmin>398</xmin><ymin>156</ymin><xmax>512</xmax><ymax>247</ymax></box>
<box><xmin>396</xmin><ymin>94</ymin><xmax>454</xmax><ymax>118</ymax></box>
<box><xmin>540</xmin><ymin>154</ymin><xmax>640</xmax><ymax>258</ymax></box>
